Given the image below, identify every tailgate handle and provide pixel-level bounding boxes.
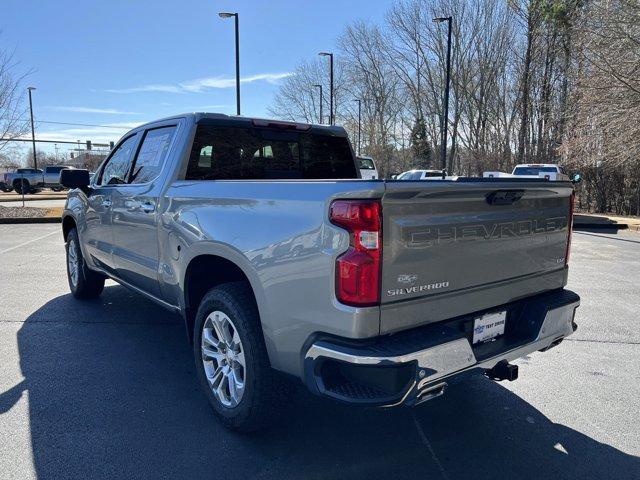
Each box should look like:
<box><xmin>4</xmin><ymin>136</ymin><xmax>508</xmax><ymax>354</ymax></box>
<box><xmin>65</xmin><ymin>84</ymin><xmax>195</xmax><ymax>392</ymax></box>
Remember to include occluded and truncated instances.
<box><xmin>486</xmin><ymin>190</ymin><xmax>524</xmax><ymax>205</ymax></box>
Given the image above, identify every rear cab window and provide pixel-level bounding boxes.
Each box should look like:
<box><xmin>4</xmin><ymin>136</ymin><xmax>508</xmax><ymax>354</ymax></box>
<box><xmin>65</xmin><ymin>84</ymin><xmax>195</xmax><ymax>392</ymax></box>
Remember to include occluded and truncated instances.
<box><xmin>184</xmin><ymin>123</ymin><xmax>357</xmax><ymax>180</ymax></box>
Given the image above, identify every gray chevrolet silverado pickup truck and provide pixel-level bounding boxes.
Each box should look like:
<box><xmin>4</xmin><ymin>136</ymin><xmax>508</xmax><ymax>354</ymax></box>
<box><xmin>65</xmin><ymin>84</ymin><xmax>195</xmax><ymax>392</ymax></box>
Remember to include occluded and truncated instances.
<box><xmin>4</xmin><ymin>166</ymin><xmax>69</xmax><ymax>193</ymax></box>
<box><xmin>60</xmin><ymin>113</ymin><xmax>580</xmax><ymax>431</ymax></box>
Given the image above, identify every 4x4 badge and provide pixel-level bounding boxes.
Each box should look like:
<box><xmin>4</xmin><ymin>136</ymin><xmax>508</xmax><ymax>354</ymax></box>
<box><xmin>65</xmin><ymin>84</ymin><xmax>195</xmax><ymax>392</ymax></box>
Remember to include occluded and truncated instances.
<box><xmin>398</xmin><ymin>274</ymin><xmax>418</xmax><ymax>285</ymax></box>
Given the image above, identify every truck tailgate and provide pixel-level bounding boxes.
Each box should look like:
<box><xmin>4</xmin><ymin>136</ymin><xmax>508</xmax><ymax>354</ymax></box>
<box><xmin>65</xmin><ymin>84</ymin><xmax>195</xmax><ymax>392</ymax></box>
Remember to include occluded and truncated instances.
<box><xmin>380</xmin><ymin>180</ymin><xmax>573</xmax><ymax>334</ymax></box>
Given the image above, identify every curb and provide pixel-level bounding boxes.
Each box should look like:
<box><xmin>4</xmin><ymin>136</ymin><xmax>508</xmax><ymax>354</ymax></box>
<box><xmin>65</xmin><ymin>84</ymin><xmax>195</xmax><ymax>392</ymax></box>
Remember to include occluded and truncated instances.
<box><xmin>0</xmin><ymin>216</ymin><xmax>61</xmax><ymax>224</ymax></box>
<box><xmin>0</xmin><ymin>196</ymin><xmax>67</xmax><ymax>203</ymax></box>
<box><xmin>573</xmin><ymin>222</ymin><xmax>629</xmax><ymax>230</ymax></box>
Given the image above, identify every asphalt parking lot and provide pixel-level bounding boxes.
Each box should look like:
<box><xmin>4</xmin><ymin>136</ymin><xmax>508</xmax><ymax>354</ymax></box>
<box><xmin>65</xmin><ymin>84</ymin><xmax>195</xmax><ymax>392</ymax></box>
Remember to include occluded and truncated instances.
<box><xmin>0</xmin><ymin>224</ymin><xmax>638</xmax><ymax>480</ymax></box>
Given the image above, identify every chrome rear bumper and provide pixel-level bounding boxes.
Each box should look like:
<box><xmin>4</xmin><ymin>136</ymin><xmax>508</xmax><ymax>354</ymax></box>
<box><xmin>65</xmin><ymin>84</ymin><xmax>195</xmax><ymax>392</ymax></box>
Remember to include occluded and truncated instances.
<box><xmin>303</xmin><ymin>289</ymin><xmax>579</xmax><ymax>406</ymax></box>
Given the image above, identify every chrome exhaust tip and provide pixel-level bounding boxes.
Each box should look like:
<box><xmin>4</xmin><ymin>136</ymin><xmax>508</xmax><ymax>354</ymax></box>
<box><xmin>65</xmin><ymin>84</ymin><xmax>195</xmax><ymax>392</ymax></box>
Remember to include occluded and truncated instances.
<box><xmin>415</xmin><ymin>382</ymin><xmax>447</xmax><ymax>404</ymax></box>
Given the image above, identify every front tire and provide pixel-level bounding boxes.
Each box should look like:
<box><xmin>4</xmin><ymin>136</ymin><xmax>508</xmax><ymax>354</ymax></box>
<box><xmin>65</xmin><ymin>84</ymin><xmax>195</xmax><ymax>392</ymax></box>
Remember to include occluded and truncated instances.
<box><xmin>14</xmin><ymin>180</ymin><xmax>30</xmax><ymax>195</ymax></box>
<box><xmin>194</xmin><ymin>282</ymin><xmax>285</xmax><ymax>432</ymax></box>
<box><xmin>66</xmin><ymin>228</ymin><xmax>105</xmax><ymax>299</ymax></box>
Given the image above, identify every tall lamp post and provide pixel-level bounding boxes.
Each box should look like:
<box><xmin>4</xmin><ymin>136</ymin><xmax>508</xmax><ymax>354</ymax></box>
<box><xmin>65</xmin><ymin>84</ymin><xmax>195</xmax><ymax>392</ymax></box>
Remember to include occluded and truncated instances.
<box><xmin>318</xmin><ymin>52</ymin><xmax>334</xmax><ymax>125</ymax></box>
<box><xmin>433</xmin><ymin>16</ymin><xmax>452</xmax><ymax>172</ymax></box>
<box><xmin>353</xmin><ymin>99</ymin><xmax>362</xmax><ymax>155</ymax></box>
<box><xmin>27</xmin><ymin>87</ymin><xmax>37</xmax><ymax>169</ymax></box>
<box><xmin>313</xmin><ymin>84</ymin><xmax>323</xmax><ymax>124</ymax></box>
<box><xmin>219</xmin><ymin>12</ymin><xmax>240</xmax><ymax>115</ymax></box>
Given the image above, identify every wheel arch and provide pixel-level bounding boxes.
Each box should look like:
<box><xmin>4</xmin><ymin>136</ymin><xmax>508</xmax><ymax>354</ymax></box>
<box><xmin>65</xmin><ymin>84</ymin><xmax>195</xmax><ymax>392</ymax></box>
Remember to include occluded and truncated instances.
<box><xmin>181</xmin><ymin>252</ymin><xmax>274</xmax><ymax>363</ymax></box>
<box><xmin>62</xmin><ymin>214</ymin><xmax>77</xmax><ymax>241</ymax></box>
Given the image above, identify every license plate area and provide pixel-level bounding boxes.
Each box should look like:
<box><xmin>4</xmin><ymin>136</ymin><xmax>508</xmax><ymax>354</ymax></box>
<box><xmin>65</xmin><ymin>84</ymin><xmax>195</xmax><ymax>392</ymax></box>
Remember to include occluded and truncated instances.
<box><xmin>473</xmin><ymin>311</ymin><xmax>506</xmax><ymax>344</ymax></box>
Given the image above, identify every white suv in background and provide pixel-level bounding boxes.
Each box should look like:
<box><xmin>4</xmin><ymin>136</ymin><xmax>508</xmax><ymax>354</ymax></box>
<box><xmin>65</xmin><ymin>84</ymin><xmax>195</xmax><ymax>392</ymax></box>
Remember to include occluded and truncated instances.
<box><xmin>484</xmin><ymin>164</ymin><xmax>570</xmax><ymax>181</ymax></box>
<box><xmin>396</xmin><ymin>169</ymin><xmax>446</xmax><ymax>180</ymax></box>
<box><xmin>512</xmin><ymin>164</ymin><xmax>570</xmax><ymax>180</ymax></box>
<box><xmin>357</xmin><ymin>156</ymin><xmax>378</xmax><ymax>180</ymax></box>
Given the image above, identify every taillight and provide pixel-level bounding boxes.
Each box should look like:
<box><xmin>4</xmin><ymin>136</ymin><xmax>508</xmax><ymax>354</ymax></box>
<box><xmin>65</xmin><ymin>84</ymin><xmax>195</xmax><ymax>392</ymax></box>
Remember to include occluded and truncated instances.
<box><xmin>330</xmin><ymin>200</ymin><xmax>381</xmax><ymax>307</ymax></box>
<box><xmin>565</xmin><ymin>192</ymin><xmax>575</xmax><ymax>266</ymax></box>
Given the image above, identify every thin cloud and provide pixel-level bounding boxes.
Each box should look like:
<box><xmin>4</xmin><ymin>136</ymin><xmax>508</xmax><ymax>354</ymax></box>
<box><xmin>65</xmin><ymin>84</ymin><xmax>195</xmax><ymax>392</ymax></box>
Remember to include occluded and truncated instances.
<box><xmin>105</xmin><ymin>84</ymin><xmax>183</xmax><ymax>94</ymax></box>
<box><xmin>45</xmin><ymin>106</ymin><xmax>141</xmax><ymax>115</ymax></box>
<box><xmin>188</xmin><ymin>104</ymin><xmax>231</xmax><ymax>110</ymax></box>
<box><xmin>15</xmin><ymin>122</ymin><xmax>146</xmax><ymax>144</ymax></box>
<box><xmin>106</xmin><ymin>72</ymin><xmax>292</xmax><ymax>94</ymax></box>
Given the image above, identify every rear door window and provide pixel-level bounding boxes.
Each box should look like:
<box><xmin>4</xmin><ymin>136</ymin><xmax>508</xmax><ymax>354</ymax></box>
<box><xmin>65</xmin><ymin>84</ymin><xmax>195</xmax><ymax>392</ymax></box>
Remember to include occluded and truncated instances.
<box><xmin>129</xmin><ymin>126</ymin><xmax>177</xmax><ymax>184</ymax></box>
<box><xmin>185</xmin><ymin>124</ymin><xmax>357</xmax><ymax>180</ymax></box>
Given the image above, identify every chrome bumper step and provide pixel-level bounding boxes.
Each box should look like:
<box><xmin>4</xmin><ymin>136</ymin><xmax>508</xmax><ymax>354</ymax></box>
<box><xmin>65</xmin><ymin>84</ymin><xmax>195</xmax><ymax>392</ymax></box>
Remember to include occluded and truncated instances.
<box><xmin>303</xmin><ymin>289</ymin><xmax>580</xmax><ymax>406</ymax></box>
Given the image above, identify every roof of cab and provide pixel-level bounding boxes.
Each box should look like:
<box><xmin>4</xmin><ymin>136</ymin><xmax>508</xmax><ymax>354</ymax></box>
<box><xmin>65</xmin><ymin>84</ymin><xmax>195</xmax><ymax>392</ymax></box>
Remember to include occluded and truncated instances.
<box><xmin>130</xmin><ymin>112</ymin><xmax>346</xmax><ymax>135</ymax></box>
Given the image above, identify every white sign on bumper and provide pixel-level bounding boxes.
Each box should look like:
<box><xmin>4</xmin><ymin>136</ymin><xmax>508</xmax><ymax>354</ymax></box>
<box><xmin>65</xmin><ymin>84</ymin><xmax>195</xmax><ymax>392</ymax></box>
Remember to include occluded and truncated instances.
<box><xmin>473</xmin><ymin>311</ymin><xmax>506</xmax><ymax>344</ymax></box>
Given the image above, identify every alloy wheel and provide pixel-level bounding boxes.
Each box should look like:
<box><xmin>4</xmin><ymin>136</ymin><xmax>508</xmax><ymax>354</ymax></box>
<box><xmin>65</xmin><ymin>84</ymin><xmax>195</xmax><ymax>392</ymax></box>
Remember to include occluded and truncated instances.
<box><xmin>68</xmin><ymin>239</ymin><xmax>79</xmax><ymax>287</ymax></box>
<box><xmin>201</xmin><ymin>310</ymin><xmax>246</xmax><ymax>408</ymax></box>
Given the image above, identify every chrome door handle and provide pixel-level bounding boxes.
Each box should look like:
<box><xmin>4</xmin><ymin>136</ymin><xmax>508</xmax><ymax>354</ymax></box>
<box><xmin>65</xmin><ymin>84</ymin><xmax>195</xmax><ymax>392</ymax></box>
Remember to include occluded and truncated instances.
<box><xmin>140</xmin><ymin>201</ymin><xmax>155</xmax><ymax>213</ymax></box>
<box><xmin>124</xmin><ymin>199</ymin><xmax>140</xmax><ymax>211</ymax></box>
<box><xmin>101</xmin><ymin>199</ymin><xmax>112</xmax><ymax>208</ymax></box>
<box><xmin>123</xmin><ymin>199</ymin><xmax>154</xmax><ymax>213</ymax></box>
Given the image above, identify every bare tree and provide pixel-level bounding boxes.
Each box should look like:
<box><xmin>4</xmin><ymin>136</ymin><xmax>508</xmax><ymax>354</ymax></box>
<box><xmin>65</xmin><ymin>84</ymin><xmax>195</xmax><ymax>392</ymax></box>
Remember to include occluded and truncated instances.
<box><xmin>23</xmin><ymin>148</ymin><xmax>67</xmax><ymax>168</ymax></box>
<box><xmin>337</xmin><ymin>21</ymin><xmax>404</xmax><ymax>175</ymax></box>
<box><xmin>563</xmin><ymin>0</ymin><xmax>640</xmax><ymax>214</ymax></box>
<box><xmin>267</xmin><ymin>0</ymin><xmax>640</xmax><ymax>215</ymax></box>
<box><xmin>269</xmin><ymin>58</ymin><xmax>348</xmax><ymax>124</ymax></box>
<box><xmin>0</xmin><ymin>40</ymin><xmax>29</xmax><ymax>154</ymax></box>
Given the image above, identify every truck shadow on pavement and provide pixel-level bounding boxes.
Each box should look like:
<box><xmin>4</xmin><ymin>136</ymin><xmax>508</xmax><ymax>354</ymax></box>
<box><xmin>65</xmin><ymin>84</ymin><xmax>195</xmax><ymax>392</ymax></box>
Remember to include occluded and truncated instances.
<box><xmin>2</xmin><ymin>285</ymin><xmax>638</xmax><ymax>480</ymax></box>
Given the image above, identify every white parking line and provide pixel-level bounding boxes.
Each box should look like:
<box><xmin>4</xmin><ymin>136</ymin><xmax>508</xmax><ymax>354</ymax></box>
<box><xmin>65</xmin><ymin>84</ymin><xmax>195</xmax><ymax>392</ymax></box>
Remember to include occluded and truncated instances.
<box><xmin>0</xmin><ymin>231</ymin><xmax>59</xmax><ymax>255</ymax></box>
<box><xmin>412</xmin><ymin>412</ymin><xmax>449</xmax><ymax>480</ymax></box>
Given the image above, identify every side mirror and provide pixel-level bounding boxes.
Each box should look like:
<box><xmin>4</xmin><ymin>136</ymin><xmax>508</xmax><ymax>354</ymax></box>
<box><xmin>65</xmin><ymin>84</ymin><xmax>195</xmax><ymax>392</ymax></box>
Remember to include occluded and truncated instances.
<box><xmin>60</xmin><ymin>169</ymin><xmax>91</xmax><ymax>190</ymax></box>
<box><xmin>571</xmin><ymin>173</ymin><xmax>582</xmax><ymax>184</ymax></box>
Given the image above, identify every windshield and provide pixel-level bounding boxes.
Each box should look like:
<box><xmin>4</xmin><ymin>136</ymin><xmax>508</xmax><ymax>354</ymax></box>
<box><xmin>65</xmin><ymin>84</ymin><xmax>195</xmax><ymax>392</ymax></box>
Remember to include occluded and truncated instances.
<box><xmin>513</xmin><ymin>166</ymin><xmax>557</xmax><ymax>175</ymax></box>
<box><xmin>397</xmin><ymin>171</ymin><xmax>423</xmax><ymax>180</ymax></box>
<box><xmin>358</xmin><ymin>158</ymin><xmax>375</xmax><ymax>170</ymax></box>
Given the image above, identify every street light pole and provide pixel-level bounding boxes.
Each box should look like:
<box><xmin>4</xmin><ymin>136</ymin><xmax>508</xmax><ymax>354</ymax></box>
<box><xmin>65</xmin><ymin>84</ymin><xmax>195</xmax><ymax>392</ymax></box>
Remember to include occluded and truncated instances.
<box><xmin>27</xmin><ymin>87</ymin><xmax>37</xmax><ymax>169</ymax></box>
<box><xmin>433</xmin><ymin>16</ymin><xmax>452</xmax><ymax>172</ymax></box>
<box><xmin>319</xmin><ymin>52</ymin><xmax>334</xmax><ymax>125</ymax></box>
<box><xmin>219</xmin><ymin>12</ymin><xmax>240</xmax><ymax>115</ymax></box>
<box><xmin>353</xmin><ymin>99</ymin><xmax>362</xmax><ymax>155</ymax></box>
<box><xmin>313</xmin><ymin>84</ymin><xmax>323</xmax><ymax>124</ymax></box>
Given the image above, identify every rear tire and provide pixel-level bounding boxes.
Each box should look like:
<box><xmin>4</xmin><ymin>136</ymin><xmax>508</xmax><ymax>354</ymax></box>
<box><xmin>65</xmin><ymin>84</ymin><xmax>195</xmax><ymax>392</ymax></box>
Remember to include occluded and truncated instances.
<box><xmin>66</xmin><ymin>228</ymin><xmax>105</xmax><ymax>299</ymax></box>
<box><xmin>193</xmin><ymin>282</ymin><xmax>286</xmax><ymax>432</ymax></box>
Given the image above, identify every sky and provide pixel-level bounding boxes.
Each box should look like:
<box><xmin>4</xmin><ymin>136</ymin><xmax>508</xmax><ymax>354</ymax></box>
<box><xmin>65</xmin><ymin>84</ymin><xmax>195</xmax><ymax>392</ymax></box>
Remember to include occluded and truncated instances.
<box><xmin>2</xmin><ymin>0</ymin><xmax>395</xmax><ymax>157</ymax></box>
